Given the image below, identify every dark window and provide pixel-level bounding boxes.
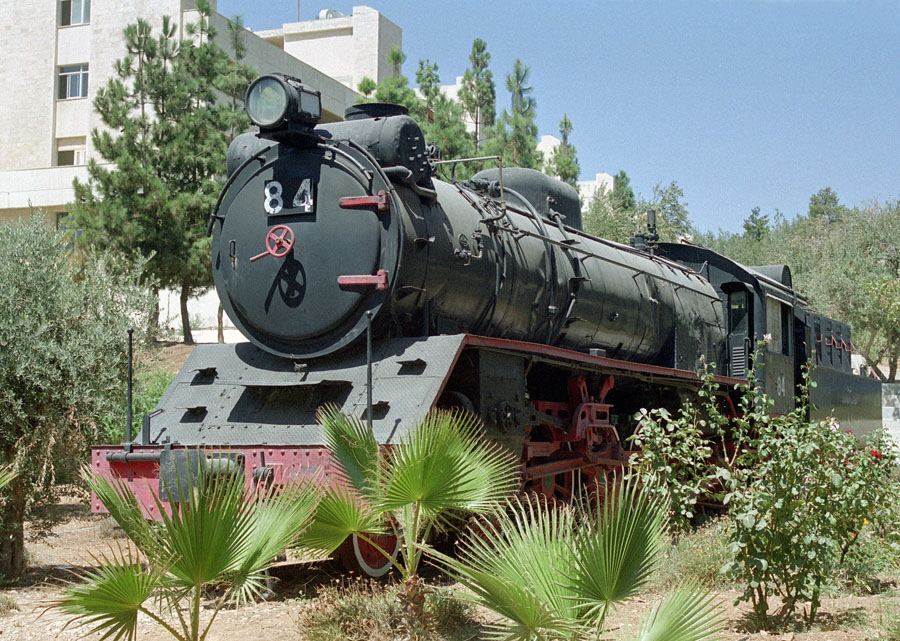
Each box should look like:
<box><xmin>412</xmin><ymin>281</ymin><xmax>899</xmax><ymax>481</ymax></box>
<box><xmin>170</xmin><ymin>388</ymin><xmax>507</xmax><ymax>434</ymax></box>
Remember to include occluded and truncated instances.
<box><xmin>780</xmin><ymin>304</ymin><xmax>791</xmax><ymax>356</ymax></box>
<box><xmin>58</xmin><ymin>64</ymin><xmax>88</xmax><ymax>99</ymax></box>
<box><xmin>60</xmin><ymin>0</ymin><xmax>90</xmax><ymax>26</ymax></box>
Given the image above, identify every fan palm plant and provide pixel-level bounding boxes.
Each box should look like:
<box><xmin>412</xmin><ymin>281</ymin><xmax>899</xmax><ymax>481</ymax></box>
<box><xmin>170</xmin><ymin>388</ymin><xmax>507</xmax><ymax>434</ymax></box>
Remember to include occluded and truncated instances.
<box><xmin>53</xmin><ymin>462</ymin><xmax>326</xmax><ymax>641</ymax></box>
<box><xmin>438</xmin><ymin>479</ymin><xmax>724</xmax><ymax>641</ymax></box>
<box><xmin>0</xmin><ymin>466</ymin><xmax>15</xmax><ymax>491</ymax></box>
<box><xmin>303</xmin><ymin>406</ymin><xmax>520</xmax><ymax>636</ymax></box>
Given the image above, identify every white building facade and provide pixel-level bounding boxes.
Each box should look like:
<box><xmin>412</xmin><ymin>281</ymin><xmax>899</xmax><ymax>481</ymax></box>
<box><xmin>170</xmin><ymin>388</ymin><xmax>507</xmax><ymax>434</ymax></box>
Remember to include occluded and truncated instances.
<box><xmin>0</xmin><ymin>0</ymin><xmax>400</xmax><ymax>332</ymax></box>
<box><xmin>0</xmin><ymin>0</ymin><xmax>394</xmax><ymax>227</ymax></box>
<box><xmin>257</xmin><ymin>6</ymin><xmax>401</xmax><ymax>92</ymax></box>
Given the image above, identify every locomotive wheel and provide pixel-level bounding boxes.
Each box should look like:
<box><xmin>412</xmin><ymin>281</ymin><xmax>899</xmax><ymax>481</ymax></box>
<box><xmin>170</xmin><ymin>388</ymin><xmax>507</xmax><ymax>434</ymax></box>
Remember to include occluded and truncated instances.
<box><xmin>437</xmin><ymin>390</ymin><xmax>475</xmax><ymax>414</ymax></box>
<box><xmin>535</xmin><ymin>467</ymin><xmax>577</xmax><ymax>504</ymax></box>
<box><xmin>336</xmin><ymin>532</ymin><xmax>401</xmax><ymax>577</ymax></box>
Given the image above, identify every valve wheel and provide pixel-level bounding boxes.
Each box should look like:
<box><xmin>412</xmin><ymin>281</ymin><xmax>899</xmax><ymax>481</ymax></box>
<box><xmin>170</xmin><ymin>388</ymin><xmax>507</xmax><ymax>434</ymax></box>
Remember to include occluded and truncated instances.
<box><xmin>250</xmin><ymin>225</ymin><xmax>295</xmax><ymax>262</ymax></box>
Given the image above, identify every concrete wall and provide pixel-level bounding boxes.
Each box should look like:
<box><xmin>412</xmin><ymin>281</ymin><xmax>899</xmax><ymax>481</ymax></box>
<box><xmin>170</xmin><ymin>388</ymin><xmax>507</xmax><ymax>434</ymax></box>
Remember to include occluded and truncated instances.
<box><xmin>884</xmin><ymin>383</ymin><xmax>900</xmax><ymax>447</ymax></box>
<box><xmin>257</xmin><ymin>5</ymin><xmax>401</xmax><ymax>94</ymax></box>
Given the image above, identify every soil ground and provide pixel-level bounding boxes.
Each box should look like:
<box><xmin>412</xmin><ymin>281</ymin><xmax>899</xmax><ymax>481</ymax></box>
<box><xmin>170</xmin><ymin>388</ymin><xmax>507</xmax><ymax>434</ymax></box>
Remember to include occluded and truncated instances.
<box><xmin>0</xmin><ymin>493</ymin><xmax>896</xmax><ymax>641</ymax></box>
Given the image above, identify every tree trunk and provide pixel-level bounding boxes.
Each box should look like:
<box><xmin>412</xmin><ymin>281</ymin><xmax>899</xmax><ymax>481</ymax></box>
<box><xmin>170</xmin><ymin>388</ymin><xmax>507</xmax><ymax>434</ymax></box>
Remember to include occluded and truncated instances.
<box><xmin>397</xmin><ymin>574</ymin><xmax>429</xmax><ymax>640</ymax></box>
<box><xmin>180</xmin><ymin>284</ymin><xmax>194</xmax><ymax>345</ymax></box>
<box><xmin>148</xmin><ymin>286</ymin><xmax>160</xmax><ymax>341</ymax></box>
<box><xmin>217</xmin><ymin>305</ymin><xmax>224</xmax><ymax>344</ymax></box>
<box><xmin>0</xmin><ymin>475</ymin><xmax>27</xmax><ymax>580</ymax></box>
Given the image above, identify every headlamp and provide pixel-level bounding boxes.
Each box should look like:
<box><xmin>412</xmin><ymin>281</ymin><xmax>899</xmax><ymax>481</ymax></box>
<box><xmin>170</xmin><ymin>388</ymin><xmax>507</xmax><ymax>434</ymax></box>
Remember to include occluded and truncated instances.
<box><xmin>245</xmin><ymin>73</ymin><xmax>322</xmax><ymax>131</ymax></box>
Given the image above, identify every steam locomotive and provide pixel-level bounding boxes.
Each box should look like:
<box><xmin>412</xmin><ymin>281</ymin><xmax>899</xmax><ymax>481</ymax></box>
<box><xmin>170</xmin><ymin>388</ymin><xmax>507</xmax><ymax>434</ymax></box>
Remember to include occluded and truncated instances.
<box><xmin>93</xmin><ymin>74</ymin><xmax>882</xmax><ymax>574</ymax></box>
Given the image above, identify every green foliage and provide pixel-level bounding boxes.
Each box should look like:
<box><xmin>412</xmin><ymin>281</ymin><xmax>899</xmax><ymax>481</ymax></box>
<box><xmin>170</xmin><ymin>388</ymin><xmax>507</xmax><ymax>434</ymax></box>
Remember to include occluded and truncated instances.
<box><xmin>439</xmin><ymin>480</ymin><xmax>724</xmax><ymax>641</ymax></box>
<box><xmin>639</xmin><ymin>180</ymin><xmax>695</xmax><ymax>242</ymax></box>
<box><xmin>413</xmin><ymin>61</ymin><xmax>475</xmax><ymax>168</ymax></box>
<box><xmin>297</xmin><ymin>580</ymin><xmax>479</xmax><ymax>641</ymax></box>
<box><xmin>0</xmin><ymin>215</ymin><xmax>147</xmax><ymax>579</ymax></box>
<box><xmin>457</xmin><ymin>38</ymin><xmax>496</xmax><ymax>149</ymax></box>
<box><xmin>628</xmin><ymin>401</ymin><xmax>714</xmax><ymax>533</ymax></box>
<box><xmin>0</xmin><ymin>468</ymin><xmax>15</xmax><ymax>493</ymax></box>
<box><xmin>584</xmin><ymin>177</ymin><xmax>695</xmax><ymax>244</ymax></box>
<box><xmin>742</xmin><ymin>206</ymin><xmax>770</xmax><ymax>242</ymax></box>
<box><xmin>836</xmin><ymin>525</ymin><xmax>900</xmax><ymax>595</ymax></box>
<box><xmin>628</xmin><ymin>353</ymin><xmax>900</xmax><ymax>627</ymax></box>
<box><xmin>699</xmin><ymin>194</ymin><xmax>900</xmax><ymax>381</ymax></box>
<box><xmin>878</xmin><ymin>602</ymin><xmax>900</xmax><ymax>641</ymax></box>
<box><xmin>70</xmin><ymin>3</ymin><xmax>254</xmax><ymax>343</ymax></box>
<box><xmin>612</xmin><ymin>170</ymin><xmax>637</xmax><ymax>213</ymax></box>
<box><xmin>357</xmin><ymin>76</ymin><xmax>376</xmax><ymax>98</ymax></box>
<box><xmin>582</xmin><ymin>183</ymin><xmax>641</xmax><ymax>243</ymax></box>
<box><xmin>308</xmin><ymin>408</ymin><xmax>519</xmax><ymax>580</ymax></box>
<box><xmin>721</xmin><ymin>406</ymin><xmax>899</xmax><ymax>627</ymax></box>
<box><xmin>808</xmin><ymin>186</ymin><xmax>846</xmax><ymax>224</ymax></box>
<box><xmin>483</xmin><ymin>59</ymin><xmax>542</xmax><ymax>169</ymax></box>
<box><xmin>545</xmin><ymin>114</ymin><xmax>580</xmax><ymax>188</ymax></box>
<box><xmin>415</xmin><ymin>59</ymin><xmax>441</xmax><ymax>111</ymax></box>
<box><xmin>361</xmin><ymin>48</ymin><xmax>421</xmax><ymax>116</ymax></box>
<box><xmin>54</xmin><ymin>464</ymin><xmax>324</xmax><ymax>641</ymax></box>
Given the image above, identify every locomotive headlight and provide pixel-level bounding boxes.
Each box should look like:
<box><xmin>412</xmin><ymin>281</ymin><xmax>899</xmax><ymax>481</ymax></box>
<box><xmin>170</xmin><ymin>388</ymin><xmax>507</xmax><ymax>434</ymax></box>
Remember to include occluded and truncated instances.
<box><xmin>245</xmin><ymin>73</ymin><xmax>322</xmax><ymax>131</ymax></box>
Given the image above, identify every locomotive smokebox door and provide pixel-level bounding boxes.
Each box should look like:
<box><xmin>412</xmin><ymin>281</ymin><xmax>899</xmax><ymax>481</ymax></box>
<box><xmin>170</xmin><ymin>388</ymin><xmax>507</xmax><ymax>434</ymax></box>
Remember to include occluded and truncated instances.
<box><xmin>212</xmin><ymin>137</ymin><xmax>401</xmax><ymax>360</ymax></box>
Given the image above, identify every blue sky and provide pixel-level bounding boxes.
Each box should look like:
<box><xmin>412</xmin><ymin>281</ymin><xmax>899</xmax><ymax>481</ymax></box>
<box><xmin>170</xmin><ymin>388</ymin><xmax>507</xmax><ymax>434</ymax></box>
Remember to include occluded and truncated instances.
<box><xmin>217</xmin><ymin>0</ymin><xmax>899</xmax><ymax>234</ymax></box>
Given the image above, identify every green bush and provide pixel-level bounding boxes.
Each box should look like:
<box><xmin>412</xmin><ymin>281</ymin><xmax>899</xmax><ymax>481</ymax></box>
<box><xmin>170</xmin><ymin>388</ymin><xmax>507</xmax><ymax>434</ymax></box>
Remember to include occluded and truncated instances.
<box><xmin>628</xmin><ymin>352</ymin><xmax>900</xmax><ymax>628</ymax></box>
<box><xmin>720</xmin><ymin>378</ymin><xmax>900</xmax><ymax>627</ymax></box>
<box><xmin>628</xmin><ymin>399</ymin><xmax>714</xmax><ymax>533</ymax></box>
<box><xmin>0</xmin><ymin>214</ymin><xmax>148</xmax><ymax>578</ymax></box>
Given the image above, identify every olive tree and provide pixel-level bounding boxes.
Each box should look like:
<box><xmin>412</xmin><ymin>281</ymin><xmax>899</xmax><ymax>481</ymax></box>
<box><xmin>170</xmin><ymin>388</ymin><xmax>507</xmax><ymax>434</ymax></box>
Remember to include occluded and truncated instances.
<box><xmin>0</xmin><ymin>215</ymin><xmax>147</xmax><ymax>579</ymax></box>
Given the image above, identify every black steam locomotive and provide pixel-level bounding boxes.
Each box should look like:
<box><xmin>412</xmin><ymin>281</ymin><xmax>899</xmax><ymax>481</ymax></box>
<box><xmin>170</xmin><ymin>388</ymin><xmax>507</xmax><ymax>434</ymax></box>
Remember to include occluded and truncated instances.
<box><xmin>93</xmin><ymin>74</ymin><xmax>882</xmax><ymax>574</ymax></box>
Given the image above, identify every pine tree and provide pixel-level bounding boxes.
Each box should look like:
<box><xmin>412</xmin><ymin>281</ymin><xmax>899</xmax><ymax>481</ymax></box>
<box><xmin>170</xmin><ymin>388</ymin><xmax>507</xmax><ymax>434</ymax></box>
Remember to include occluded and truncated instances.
<box><xmin>363</xmin><ymin>47</ymin><xmax>421</xmax><ymax>115</ymax></box>
<box><xmin>611</xmin><ymin>170</ymin><xmax>637</xmax><ymax>213</ymax></box>
<box><xmin>808</xmin><ymin>187</ymin><xmax>845</xmax><ymax>224</ymax></box>
<box><xmin>458</xmin><ymin>38</ymin><xmax>496</xmax><ymax>149</ymax></box>
<box><xmin>414</xmin><ymin>61</ymin><xmax>474</xmax><ymax>167</ymax></box>
<box><xmin>70</xmin><ymin>1</ymin><xmax>253</xmax><ymax>344</ymax></box>
<box><xmin>484</xmin><ymin>59</ymin><xmax>541</xmax><ymax>169</ymax></box>
<box><xmin>415</xmin><ymin>59</ymin><xmax>441</xmax><ymax>112</ymax></box>
<box><xmin>357</xmin><ymin>76</ymin><xmax>376</xmax><ymax>98</ymax></box>
<box><xmin>743</xmin><ymin>206</ymin><xmax>770</xmax><ymax>242</ymax></box>
<box><xmin>546</xmin><ymin>114</ymin><xmax>580</xmax><ymax>188</ymax></box>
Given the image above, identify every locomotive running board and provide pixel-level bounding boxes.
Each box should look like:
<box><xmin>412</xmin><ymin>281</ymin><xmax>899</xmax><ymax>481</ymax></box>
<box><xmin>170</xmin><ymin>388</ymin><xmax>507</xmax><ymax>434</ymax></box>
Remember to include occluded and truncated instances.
<box><xmin>132</xmin><ymin>335</ymin><xmax>471</xmax><ymax>447</ymax></box>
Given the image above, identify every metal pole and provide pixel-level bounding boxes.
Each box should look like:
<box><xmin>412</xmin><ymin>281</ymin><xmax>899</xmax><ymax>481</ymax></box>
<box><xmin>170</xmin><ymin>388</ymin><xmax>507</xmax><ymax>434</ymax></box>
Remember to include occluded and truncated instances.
<box><xmin>126</xmin><ymin>328</ymin><xmax>134</xmax><ymax>443</ymax></box>
<box><xmin>365</xmin><ymin>311</ymin><xmax>374</xmax><ymax>431</ymax></box>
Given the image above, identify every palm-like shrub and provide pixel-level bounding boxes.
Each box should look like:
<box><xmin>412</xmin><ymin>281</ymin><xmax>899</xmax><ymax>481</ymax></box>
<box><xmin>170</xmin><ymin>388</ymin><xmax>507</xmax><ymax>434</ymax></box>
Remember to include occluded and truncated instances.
<box><xmin>53</xmin><ymin>465</ymin><xmax>324</xmax><ymax>641</ymax></box>
<box><xmin>304</xmin><ymin>407</ymin><xmax>519</xmax><ymax>634</ymax></box>
<box><xmin>440</xmin><ymin>479</ymin><xmax>724</xmax><ymax>641</ymax></box>
<box><xmin>0</xmin><ymin>467</ymin><xmax>14</xmax><ymax>491</ymax></box>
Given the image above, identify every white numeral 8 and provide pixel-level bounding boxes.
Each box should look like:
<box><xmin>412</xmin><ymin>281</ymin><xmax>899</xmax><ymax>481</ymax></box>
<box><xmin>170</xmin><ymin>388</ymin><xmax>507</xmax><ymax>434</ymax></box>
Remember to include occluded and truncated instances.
<box><xmin>264</xmin><ymin>181</ymin><xmax>283</xmax><ymax>215</ymax></box>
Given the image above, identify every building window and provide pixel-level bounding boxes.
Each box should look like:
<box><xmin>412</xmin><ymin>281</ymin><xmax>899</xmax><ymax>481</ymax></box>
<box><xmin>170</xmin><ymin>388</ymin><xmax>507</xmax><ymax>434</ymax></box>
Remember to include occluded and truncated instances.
<box><xmin>58</xmin><ymin>64</ymin><xmax>88</xmax><ymax>99</ymax></box>
<box><xmin>60</xmin><ymin>0</ymin><xmax>90</xmax><ymax>26</ymax></box>
<box><xmin>56</xmin><ymin>137</ymin><xmax>87</xmax><ymax>166</ymax></box>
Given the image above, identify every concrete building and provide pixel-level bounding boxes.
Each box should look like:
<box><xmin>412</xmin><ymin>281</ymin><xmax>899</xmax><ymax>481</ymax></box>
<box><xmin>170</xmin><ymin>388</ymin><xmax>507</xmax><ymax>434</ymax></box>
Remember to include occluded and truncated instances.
<box><xmin>0</xmin><ymin>0</ymin><xmax>394</xmax><ymax>227</ymax></box>
<box><xmin>578</xmin><ymin>172</ymin><xmax>615</xmax><ymax>207</ymax></box>
<box><xmin>256</xmin><ymin>6</ymin><xmax>401</xmax><ymax>92</ymax></box>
